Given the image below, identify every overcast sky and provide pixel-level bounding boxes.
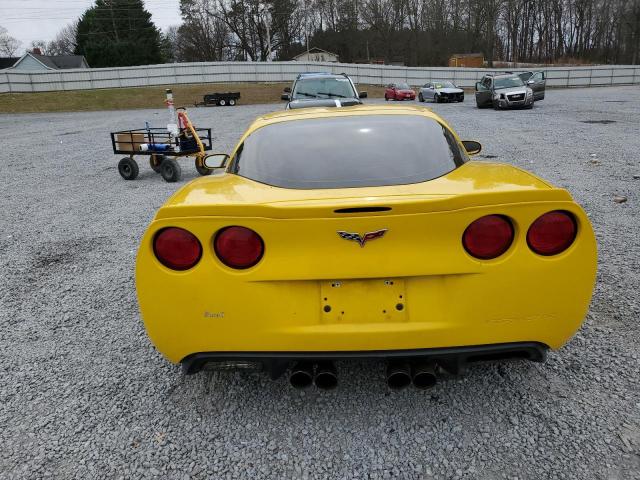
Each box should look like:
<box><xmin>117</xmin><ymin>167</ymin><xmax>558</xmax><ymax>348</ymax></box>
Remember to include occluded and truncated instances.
<box><xmin>1</xmin><ymin>0</ymin><xmax>181</xmax><ymax>52</ymax></box>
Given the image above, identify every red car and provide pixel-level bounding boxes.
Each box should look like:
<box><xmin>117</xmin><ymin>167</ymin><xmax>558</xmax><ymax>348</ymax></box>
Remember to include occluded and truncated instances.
<box><xmin>385</xmin><ymin>83</ymin><xmax>416</xmax><ymax>101</ymax></box>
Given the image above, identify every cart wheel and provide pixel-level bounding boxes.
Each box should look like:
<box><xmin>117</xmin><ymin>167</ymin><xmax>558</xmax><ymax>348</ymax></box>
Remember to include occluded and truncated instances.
<box><xmin>149</xmin><ymin>154</ymin><xmax>165</xmax><ymax>173</ymax></box>
<box><xmin>228</xmin><ymin>99</ymin><xmax>236</xmax><ymax>106</ymax></box>
<box><xmin>118</xmin><ymin>157</ymin><xmax>139</xmax><ymax>180</ymax></box>
<box><xmin>218</xmin><ymin>99</ymin><xmax>227</xmax><ymax>107</ymax></box>
<box><xmin>195</xmin><ymin>158</ymin><xmax>212</xmax><ymax>176</ymax></box>
<box><xmin>160</xmin><ymin>158</ymin><xmax>182</xmax><ymax>183</ymax></box>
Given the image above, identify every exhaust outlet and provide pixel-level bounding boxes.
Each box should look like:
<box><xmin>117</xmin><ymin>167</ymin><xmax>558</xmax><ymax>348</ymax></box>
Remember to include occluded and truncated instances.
<box><xmin>386</xmin><ymin>360</ymin><xmax>412</xmax><ymax>390</ymax></box>
<box><xmin>411</xmin><ymin>361</ymin><xmax>437</xmax><ymax>390</ymax></box>
<box><xmin>289</xmin><ymin>362</ymin><xmax>314</xmax><ymax>389</ymax></box>
<box><xmin>314</xmin><ymin>361</ymin><xmax>338</xmax><ymax>390</ymax></box>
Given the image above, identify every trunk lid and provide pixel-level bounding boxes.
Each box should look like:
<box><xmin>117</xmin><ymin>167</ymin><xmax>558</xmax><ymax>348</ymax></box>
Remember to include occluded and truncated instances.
<box><xmin>157</xmin><ymin>162</ymin><xmax>568</xmax><ymax>220</ymax></box>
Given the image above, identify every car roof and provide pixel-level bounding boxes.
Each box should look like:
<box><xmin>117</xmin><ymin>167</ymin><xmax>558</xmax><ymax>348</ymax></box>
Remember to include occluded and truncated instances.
<box><xmin>484</xmin><ymin>73</ymin><xmax>519</xmax><ymax>78</ymax></box>
<box><xmin>296</xmin><ymin>72</ymin><xmax>346</xmax><ymax>79</ymax></box>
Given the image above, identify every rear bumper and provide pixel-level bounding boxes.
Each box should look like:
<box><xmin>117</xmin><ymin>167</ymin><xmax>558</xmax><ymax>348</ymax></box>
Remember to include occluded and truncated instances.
<box><xmin>181</xmin><ymin>341</ymin><xmax>548</xmax><ymax>378</ymax></box>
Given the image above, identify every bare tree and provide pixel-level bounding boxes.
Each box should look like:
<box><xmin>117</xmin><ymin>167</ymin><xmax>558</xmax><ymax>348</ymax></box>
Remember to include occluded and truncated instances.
<box><xmin>177</xmin><ymin>0</ymin><xmax>230</xmax><ymax>61</ymax></box>
<box><xmin>29</xmin><ymin>40</ymin><xmax>48</xmax><ymax>55</ymax></box>
<box><xmin>47</xmin><ymin>21</ymin><xmax>78</xmax><ymax>56</ymax></box>
<box><xmin>0</xmin><ymin>26</ymin><xmax>20</xmax><ymax>56</ymax></box>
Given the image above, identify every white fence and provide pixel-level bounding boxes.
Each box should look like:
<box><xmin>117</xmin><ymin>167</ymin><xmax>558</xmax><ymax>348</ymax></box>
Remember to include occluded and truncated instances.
<box><xmin>1</xmin><ymin>61</ymin><xmax>639</xmax><ymax>93</ymax></box>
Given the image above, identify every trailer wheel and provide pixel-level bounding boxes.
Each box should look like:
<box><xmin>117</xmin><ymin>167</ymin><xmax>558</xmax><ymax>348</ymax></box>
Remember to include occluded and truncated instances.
<box><xmin>149</xmin><ymin>154</ymin><xmax>165</xmax><ymax>173</ymax></box>
<box><xmin>218</xmin><ymin>99</ymin><xmax>227</xmax><ymax>106</ymax></box>
<box><xmin>160</xmin><ymin>158</ymin><xmax>181</xmax><ymax>183</ymax></box>
<box><xmin>195</xmin><ymin>158</ymin><xmax>212</xmax><ymax>176</ymax></box>
<box><xmin>228</xmin><ymin>99</ymin><xmax>236</xmax><ymax>106</ymax></box>
<box><xmin>118</xmin><ymin>157</ymin><xmax>139</xmax><ymax>180</ymax></box>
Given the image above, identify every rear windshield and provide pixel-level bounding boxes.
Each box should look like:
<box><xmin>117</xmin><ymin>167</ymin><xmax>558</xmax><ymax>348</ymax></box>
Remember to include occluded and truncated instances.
<box><xmin>229</xmin><ymin>115</ymin><xmax>467</xmax><ymax>189</ymax></box>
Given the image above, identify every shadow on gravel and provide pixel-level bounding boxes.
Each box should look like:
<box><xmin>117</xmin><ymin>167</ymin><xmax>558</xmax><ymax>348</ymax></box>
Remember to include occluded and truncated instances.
<box><xmin>32</xmin><ymin>237</ymin><xmax>110</xmax><ymax>272</ymax></box>
<box><xmin>580</xmin><ymin>120</ymin><xmax>617</xmax><ymax>124</ymax></box>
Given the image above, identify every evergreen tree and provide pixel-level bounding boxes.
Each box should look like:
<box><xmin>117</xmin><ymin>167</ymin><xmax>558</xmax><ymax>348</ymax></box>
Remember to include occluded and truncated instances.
<box><xmin>75</xmin><ymin>0</ymin><xmax>163</xmax><ymax>67</ymax></box>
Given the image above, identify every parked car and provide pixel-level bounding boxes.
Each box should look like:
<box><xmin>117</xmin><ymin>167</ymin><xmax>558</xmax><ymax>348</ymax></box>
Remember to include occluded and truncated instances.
<box><xmin>281</xmin><ymin>72</ymin><xmax>367</xmax><ymax>109</ymax></box>
<box><xmin>385</xmin><ymin>83</ymin><xmax>416</xmax><ymax>101</ymax></box>
<box><xmin>475</xmin><ymin>73</ymin><xmax>544</xmax><ymax>109</ymax></box>
<box><xmin>419</xmin><ymin>81</ymin><xmax>464</xmax><ymax>103</ymax></box>
<box><xmin>136</xmin><ymin>104</ymin><xmax>597</xmax><ymax>391</ymax></box>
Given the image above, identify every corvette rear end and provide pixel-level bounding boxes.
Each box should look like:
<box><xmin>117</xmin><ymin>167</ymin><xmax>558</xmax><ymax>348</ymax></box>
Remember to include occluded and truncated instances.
<box><xmin>136</xmin><ymin>106</ymin><xmax>597</xmax><ymax>390</ymax></box>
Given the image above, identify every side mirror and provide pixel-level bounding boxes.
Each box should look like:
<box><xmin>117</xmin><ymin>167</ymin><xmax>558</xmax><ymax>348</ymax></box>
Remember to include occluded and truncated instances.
<box><xmin>527</xmin><ymin>79</ymin><xmax>535</xmax><ymax>85</ymax></box>
<box><xmin>359</xmin><ymin>91</ymin><xmax>368</xmax><ymax>99</ymax></box>
<box><xmin>462</xmin><ymin>140</ymin><xmax>482</xmax><ymax>156</ymax></box>
<box><xmin>284</xmin><ymin>87</ymin><xmax>291</xmax><ymax>93</ymax></box>
<box><xmin>203</xmin><ymin>153</ymin><xmax>229</xmax><ymax>169</ymax></box>
<box><xmin>281</xmin><ymin>93</ymin><xmax>290</xmax><ymax>101</ymax></box>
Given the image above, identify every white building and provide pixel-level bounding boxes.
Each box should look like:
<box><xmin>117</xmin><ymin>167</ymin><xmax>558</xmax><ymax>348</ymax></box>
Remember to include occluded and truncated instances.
<box><xmin>292</xmin><ymin>47</ymin><xmax>339</xmax><ymax>63</ymax></box>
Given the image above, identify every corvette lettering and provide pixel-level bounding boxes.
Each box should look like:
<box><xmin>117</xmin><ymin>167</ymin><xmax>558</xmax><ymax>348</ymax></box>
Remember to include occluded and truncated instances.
<box><xmin>337</xmin><ymin>229</ymin><xmax>388</xmax><ymax>247</ymax></box>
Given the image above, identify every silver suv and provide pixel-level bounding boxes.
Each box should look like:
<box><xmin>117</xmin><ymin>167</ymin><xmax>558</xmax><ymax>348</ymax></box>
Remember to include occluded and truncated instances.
<box><xmin>475</xmin><ymin>72</ymin><xmax>546</xmax><ymax>109</ymax></box>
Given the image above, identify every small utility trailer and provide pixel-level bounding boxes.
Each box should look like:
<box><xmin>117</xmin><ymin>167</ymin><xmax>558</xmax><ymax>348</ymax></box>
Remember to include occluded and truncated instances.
<box><xmin>195</xmin><ymin>92</ymin><xmax>241</xmax><ymax>107</ymax></box>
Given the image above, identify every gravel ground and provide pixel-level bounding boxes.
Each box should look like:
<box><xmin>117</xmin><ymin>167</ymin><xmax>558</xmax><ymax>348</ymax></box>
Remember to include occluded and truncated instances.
<box><xmin>1</xmin><ymin>86</ymin><xmax>639</xmax><ymax>480</ymax></box>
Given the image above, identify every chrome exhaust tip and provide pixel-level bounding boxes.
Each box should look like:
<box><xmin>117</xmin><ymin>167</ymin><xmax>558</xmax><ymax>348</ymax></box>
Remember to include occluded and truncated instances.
<box><xmin>386</xmin><ymin>360</ymin><xmax>412</xmax><ymax>390</ymax></box>
<box><xmin>289</xmin><ymin>362</ymin><xmax>314</xmax><ymax>389</ymax></box>
<box><xmin>314</xmin><ymin>361</ymin><xmax>338</xmax><ymax>390</ymax></box>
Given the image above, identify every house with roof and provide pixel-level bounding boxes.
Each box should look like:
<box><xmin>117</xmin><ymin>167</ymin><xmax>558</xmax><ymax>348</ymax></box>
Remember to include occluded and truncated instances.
<box><xmin>292</xmin><ymin>47</ymin><xmax>339</xmax><ymax>63</ymax></box>
<box><xmin>9</xmin><ymin>49</ymin><xmax>89</xmax><ymax>71</ymax></box>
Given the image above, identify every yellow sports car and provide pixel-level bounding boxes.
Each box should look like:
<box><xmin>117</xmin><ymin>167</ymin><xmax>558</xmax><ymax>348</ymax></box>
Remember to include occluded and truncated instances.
<box><xmin>136</xmin><ymin>105</ymin><xmax>597</xmax><ymax>390</ymax></box>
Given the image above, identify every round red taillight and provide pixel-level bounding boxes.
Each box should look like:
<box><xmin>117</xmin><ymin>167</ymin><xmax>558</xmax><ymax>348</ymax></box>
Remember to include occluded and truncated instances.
<box><xmin>214</xmin><ymin>226</ymin><xmax>264</xmax><ymax>269</ymax></box>
<box><xmin>527</xmin><ymin>211</ymin><xmax>576</xmax><ymax>256</ymax></box>
<box><xmin>463</xmin><ymin>215</ymin><xmax>514</xmax><ymax>259</ymax></box>
<box><xmin>153</xmin><ymin>227</ymin><xmax>202</xmax><ymax>270</ymax></box>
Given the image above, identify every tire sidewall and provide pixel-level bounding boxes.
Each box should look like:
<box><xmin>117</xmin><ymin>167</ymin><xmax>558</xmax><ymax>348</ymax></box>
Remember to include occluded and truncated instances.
<box><xmin>160</xmin><ymin>159</ymin><xmax>181</xmax><ymax>182</ymax></box>
<box><xmin>118</xmin><ymin>157</ymin><xmax>138</xmax><ymax>180</ymax></box>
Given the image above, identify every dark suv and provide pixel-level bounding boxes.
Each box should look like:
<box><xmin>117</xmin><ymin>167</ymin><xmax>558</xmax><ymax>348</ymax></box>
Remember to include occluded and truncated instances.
<box><xmin>475</xmin><ymin>72</ymin><xmax>546</xmax><ymax>109</ymax></box>
<box><xmin>281</xmin><ymin>73</ymin><xmax>367</xmax><ymax>109</ymax></box>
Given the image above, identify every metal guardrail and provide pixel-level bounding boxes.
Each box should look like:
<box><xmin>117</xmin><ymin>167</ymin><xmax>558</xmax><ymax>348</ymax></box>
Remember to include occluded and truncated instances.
<box><xmin>1</xmin><ymin>61</ymin><xmax>639</xmax><ymax>93</ymax></box>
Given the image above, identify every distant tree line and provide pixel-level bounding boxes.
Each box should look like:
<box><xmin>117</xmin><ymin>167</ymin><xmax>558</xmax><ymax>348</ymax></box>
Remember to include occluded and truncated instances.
<box><xmin>14</xmin><ymin>0</ymin><xmax>640</xmax><ymax>66</ymax></box>
<box><xmin>174</xmin><ymin>0</ymin><xmax>640</xmax><ymax>65</ymax></box>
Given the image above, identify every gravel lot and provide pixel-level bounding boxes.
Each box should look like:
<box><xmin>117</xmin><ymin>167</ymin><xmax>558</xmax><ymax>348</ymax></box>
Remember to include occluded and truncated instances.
<box><xmin>1</xmin><ymin>86</ymin><xmax>639</xmax><ymax>480</ymax></box>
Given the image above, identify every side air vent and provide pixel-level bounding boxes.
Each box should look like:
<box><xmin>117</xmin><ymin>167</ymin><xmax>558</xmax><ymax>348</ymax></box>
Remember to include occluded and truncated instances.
<box><xmin>334</xmin><ymin>206</ymin><xmax>392</xmax><ymax>214</ymax></box>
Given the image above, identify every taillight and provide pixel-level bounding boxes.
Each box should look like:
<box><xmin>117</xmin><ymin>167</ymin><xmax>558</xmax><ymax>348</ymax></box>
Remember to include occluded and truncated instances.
<box><xmin>214</xmin><ymin>226</ymin><xmax>264</xmax><ymax>269</ymax></box>
<box><xmin>527</xmin><ymin>211</ymin><xmax>576</xmax><ymax>256</ymax></box>
<box><xmin>153</xmin><ymin>227</ymin><xmax>202</xmax><ymax>270</ymax></box>
<box><xmin>463</xmin><ymin>215</ymin><xmax>514</xmax><ymax>259</ymax></box>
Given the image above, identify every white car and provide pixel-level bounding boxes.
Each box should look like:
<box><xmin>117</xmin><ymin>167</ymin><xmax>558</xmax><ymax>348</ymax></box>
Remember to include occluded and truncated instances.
<box><xmin>418</xmin><ymin>81</ymin><xmax>464</xmax><ymax>103</ymax></box>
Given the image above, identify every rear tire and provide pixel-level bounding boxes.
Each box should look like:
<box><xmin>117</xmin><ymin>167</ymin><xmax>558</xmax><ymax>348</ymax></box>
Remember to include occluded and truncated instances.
<box><xmin>228</xmin><ymin>99</ymin><xmax>236</xmax><ymax>106</ymax></box>
<box><xmin>434</xmin><ymin>94</ymin><xmax>440</xmax><ymax>103</ymax></box>
<box><xmin>149</xmin><ymin>154</ymin><xmax>165</xmax><ymax>173</ymax></box>
<box><xmin>160</xmin><ymin>158</ymin><xmax>181</xmax><ymax>183</ymax></box>
<box><xmin>195</xmin><ymin>158</ymin><xmax>212</xmax><ymax>176</ymax></box>
<box><xmin>218</xmin><ymin>98</ymin><xmax>227</xmax><ymax>106</ymax></box>
<box><xmin>384</xmin><ymin>95</ymin><xmax>389</xmax><ymax>101</ymax></box>
<box><xmin>418</xmin><ymin>93</ymin><xmax>424</xmax><ymax>102</ymax></box>
<box><xmin>118</xmin><ymin>157</ymin><xmax>139</xmax><ymax>180</ymax></box>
